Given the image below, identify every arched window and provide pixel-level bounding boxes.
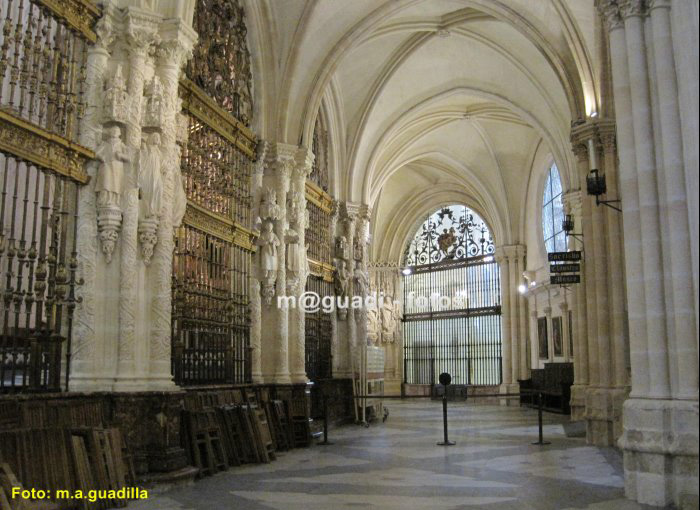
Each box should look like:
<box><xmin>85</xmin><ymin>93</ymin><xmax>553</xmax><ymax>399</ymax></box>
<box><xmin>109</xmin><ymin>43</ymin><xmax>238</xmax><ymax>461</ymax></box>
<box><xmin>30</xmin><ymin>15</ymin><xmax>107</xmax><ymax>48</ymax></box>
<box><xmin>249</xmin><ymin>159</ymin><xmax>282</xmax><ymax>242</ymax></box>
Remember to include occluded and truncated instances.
<box><xmin>404</xmin><ymin>205</ymin><xmax>495</xmax><ymax>267</ymax></box>
<box><xmin>542</xmin><ymin>164</ymin><xmax>566</xmax><ymax>253</ymax></box>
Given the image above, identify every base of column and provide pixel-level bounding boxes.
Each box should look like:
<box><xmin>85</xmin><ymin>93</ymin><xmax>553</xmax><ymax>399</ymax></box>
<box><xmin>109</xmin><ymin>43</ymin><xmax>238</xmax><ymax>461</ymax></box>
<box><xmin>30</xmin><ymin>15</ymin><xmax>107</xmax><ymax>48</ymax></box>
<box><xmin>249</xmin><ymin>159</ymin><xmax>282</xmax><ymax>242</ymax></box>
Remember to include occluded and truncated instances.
<box><xmin>67</xmin><ymin>375</ymin><xmax>116</xmax><ymax>392</ymax></box>
<box><xmin>290</xmin><ymin>372</ymin><xmax>308</xmax><ymax>384</ymax></box>
<box><xmin>112</xmin><ymin>377</ymin><xmax>178</xmax><ymax>392</ymax></box>
<box><xmin>272</xmin><ymin>372</ymin><xmax>292</xmax><ymax>385</ymax></box>
<box><xmin>570</xmin><ymin>384</ymin><xmax>588</xmax><ymax>421</ymax></box>
<box><xmin>619</xmin><ymin>398</ymin><xmax>699</xmax><ymax>508</ymax></box>
<box><xmin>499</xmin><ymin>383</ymin><xmax>519</xmax><ymax>406</ymax></box>
<box><xmin>585</xmin><ymin>386</ymin><xmax>628</xmax><ymax>446</ymax></box>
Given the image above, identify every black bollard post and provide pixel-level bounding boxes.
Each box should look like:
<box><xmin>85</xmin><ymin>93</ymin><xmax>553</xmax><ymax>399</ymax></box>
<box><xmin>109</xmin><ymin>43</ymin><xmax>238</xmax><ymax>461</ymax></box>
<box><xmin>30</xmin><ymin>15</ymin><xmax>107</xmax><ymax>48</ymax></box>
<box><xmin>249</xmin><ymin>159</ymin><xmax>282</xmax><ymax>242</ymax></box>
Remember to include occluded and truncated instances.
<box><xmin>318</xmin><ymin>393</ymin><xmax>334</xmax><ymax>446</ymax></box>
<box><xmin>437</xmin><ymin>394</ymin><xmax>456</xmax><ymax>446</ymax></box>
<box><xmin>532</xmin><ymin>391</ymin><xmax>551</xmax><ymax>445</ymax></box>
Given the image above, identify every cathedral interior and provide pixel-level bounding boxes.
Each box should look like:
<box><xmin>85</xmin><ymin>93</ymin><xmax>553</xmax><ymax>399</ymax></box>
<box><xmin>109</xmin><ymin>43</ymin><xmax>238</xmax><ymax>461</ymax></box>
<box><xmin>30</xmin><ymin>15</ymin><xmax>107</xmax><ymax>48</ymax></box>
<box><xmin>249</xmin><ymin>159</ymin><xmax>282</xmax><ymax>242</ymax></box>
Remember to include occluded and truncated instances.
<box><xmin>0</xmin><ymin>0</ymin><xmax>697</xmax><ymax>509</ymax></box>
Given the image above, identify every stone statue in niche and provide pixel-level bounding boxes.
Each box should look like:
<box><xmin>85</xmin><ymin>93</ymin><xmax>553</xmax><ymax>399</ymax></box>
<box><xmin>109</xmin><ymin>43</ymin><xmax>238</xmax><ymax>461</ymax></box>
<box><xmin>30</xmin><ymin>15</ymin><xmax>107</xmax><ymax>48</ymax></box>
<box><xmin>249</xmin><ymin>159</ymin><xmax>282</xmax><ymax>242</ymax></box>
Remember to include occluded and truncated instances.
<box><xmin>95</xmin><ymin>126</ymin><xmax>129</xmax><ymax>207</ymax></box>
<box><xmin>138</xmin><ymin>133</ymin><xmax>164</xmax><ymax>218</ymax></box>
<box><xmin>353</xmin><ymin>236</ymin><xmax>364</xmax><ymax>262</ymax></box>
<box><xmin>256</xmin><ymin>220</ymin><xmax>280</xmax><ymax>304</ymax></box>
<box><xmin>334</xmin><ymin>259</ymin><xmax>351</xmax><ymax>320</ymax></box>
<box><xmin>95</xmin><ymin>126</ymin><xmax>130</xmax><ymax>263</ymax></box>
<box><xmin>137</xmin><ymin>133</ymin><xmax>164</xmax><ymax>265</ymax></box>
<box><xmin>353</xmin><ymin>262</ymin><xmax>369</xmax><ymax>298</ymax></box>
<box><xmin>367</xmin><ymin>307</ymin><xmax>379</xmax><ymax>343</ymax></box>
<box><xmin>392</xmin><ymin>299</ymin><xmax>402</xmax><ymax>343</ymax></box>
<box><xmin>104</xmin><ymin>65</ymin><xmax>129</xmax><ymax>124</ymax></box>
<box><xmin>381</xmin><ymin>294</ymin><xmax>397</xmax><ymax>342</ymax></box>
<box><xmin>259</xmin><ymin>187</ymin><xmax>280</xmax><ymax>222</ymax></box>
<box><xmin>285</xmin><ymin>228</ymin><xmax>303</xmax><ymax>275</ymax></box>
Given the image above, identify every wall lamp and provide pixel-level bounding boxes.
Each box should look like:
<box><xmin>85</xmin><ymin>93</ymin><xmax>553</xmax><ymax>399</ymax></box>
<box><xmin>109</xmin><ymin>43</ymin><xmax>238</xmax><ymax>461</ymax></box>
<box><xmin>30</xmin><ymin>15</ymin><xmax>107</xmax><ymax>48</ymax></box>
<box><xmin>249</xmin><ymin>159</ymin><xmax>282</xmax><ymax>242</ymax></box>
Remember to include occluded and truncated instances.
<box><xmin>562</xmin><ymin>214</ymin><xmax>583</xmax><ymax>243</ymax></box>
<box><xmin>585</xmin><ymin>139</ymin><xmax>621</xmax><ymax>212</ymax></box>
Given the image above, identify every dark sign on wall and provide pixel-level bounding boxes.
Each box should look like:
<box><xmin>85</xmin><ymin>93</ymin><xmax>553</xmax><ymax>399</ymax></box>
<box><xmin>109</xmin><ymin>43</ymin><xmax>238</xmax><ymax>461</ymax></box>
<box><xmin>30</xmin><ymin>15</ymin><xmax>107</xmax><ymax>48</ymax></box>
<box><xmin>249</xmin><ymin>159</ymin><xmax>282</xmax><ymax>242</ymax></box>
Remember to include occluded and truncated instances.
<box><xmin>550</xmin><ymin>274</ymin><xmax>581</xmax><ymax>285</ymax></box>
<box><xmin>550</xmin><ymin>263</ymin><xmax>580</xmax><ymax>273</ymax></box>
<box><xmin>548</xmin><ymin>251</ymin><xmax>581</xmax><ymax>262</ymax></box>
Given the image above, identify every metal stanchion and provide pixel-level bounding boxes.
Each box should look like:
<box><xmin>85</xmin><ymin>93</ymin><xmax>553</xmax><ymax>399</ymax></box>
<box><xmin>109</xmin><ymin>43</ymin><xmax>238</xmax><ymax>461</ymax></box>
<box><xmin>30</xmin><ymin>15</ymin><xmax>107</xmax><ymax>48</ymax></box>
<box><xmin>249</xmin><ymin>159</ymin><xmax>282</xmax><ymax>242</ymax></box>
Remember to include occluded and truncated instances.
<box><xmin>531</xmin><ymin>391</ymin><xmax>551</xmax><ymax>445</ymax></box>
<box><xmin>437</xmin><ymin>373</ymin><xmax>455</xmax><ymax>446</ymax></box>
<box><xmin>318</xmin><ymin>393</ymin><xmax>334</xmax><ymax>446</ymax></box>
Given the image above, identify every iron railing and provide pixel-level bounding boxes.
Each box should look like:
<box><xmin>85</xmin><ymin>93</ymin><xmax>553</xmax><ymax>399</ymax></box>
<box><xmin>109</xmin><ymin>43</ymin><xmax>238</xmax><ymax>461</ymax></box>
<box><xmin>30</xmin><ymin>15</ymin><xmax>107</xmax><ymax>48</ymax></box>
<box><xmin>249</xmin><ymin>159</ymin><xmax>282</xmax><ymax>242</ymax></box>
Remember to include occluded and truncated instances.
<box><xmin>0</xmin><ymin>0</ymin><xmax>97</xmax><ymax>392</ymax></box>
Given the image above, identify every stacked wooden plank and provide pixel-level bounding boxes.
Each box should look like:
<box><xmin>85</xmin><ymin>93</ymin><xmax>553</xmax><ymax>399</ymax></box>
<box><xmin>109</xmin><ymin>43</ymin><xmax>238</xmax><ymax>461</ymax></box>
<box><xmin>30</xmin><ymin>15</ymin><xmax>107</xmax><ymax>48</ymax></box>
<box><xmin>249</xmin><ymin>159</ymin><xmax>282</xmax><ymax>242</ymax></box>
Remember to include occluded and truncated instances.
<box><xmin>180</xmin><ymin>410</ymin><xmax>228</xmax><ymax>477</ymax></box>
<box><xmin>0</xmin><ymin>428</ymin><xmax>135</xmax><ymax>510</ymax></box>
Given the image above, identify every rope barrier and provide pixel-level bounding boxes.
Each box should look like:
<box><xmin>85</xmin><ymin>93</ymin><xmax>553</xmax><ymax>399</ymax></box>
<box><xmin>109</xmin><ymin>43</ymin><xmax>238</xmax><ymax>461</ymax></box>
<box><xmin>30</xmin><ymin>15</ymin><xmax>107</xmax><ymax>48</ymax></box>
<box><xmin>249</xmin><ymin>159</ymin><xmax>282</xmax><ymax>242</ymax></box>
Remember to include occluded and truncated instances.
<box><xmin>314</xmin><ymin>389</ymin><xmax>555</xmax><ymax>447</ymax></box>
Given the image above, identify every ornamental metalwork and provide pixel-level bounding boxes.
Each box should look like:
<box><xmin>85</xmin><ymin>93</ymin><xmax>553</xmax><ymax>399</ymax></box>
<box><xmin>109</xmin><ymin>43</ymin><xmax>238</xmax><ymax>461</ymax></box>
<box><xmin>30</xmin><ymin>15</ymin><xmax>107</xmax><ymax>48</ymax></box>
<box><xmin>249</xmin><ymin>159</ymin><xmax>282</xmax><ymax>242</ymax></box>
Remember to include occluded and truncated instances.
<box><xmin>186</xmin><ymin>0</ymin><xmax>254</xmax><ymax>126</ymax></box>
<box><xmin>404</xmin><ymin>205</ymin><xmax>495</xmax><ymax>267</ymax></box>
<box><xmin>305</xmin><ymin>276</ymin><xmax>332</xmax><ymax>381</ymax></box>
<box><xmin>173</xmin><ymin>0</ymin><xmax>256</xmax><ymax>386</ymax></box>
<box><xmin>0</xmin><ymin>0</ymin><xmax>94</xmax><ymax>392</ymax></box>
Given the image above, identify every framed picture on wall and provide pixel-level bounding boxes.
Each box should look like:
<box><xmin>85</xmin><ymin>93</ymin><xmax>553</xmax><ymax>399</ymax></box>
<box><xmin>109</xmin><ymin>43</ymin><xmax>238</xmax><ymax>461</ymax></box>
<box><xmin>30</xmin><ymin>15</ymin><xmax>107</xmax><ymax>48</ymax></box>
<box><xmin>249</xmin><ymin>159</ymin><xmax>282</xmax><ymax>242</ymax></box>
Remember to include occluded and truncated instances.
<box><xmin>537</xmin><ymin>317</ymin><xmax>548</xmax><ymax>359</ymax></box>
<box><xmin>568</xmin><ymin>310</ymin><xmax>574</xmax><ymax>357</ymax></box>
<box><xmin>552</xmin><ymin>316</ymin><xmax>563</xmax><ymax>357</ymax></box>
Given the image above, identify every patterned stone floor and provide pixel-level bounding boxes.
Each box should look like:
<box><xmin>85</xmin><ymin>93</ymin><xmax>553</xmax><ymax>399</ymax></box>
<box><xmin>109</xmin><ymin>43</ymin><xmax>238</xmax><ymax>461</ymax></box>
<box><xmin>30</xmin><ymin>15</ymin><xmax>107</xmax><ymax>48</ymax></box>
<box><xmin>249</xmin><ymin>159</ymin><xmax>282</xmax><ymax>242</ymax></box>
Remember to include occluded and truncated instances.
<box><xmin>131</xmin><ymin>400</ymin><xmax>661</xmax><ymax>510</ymax></box>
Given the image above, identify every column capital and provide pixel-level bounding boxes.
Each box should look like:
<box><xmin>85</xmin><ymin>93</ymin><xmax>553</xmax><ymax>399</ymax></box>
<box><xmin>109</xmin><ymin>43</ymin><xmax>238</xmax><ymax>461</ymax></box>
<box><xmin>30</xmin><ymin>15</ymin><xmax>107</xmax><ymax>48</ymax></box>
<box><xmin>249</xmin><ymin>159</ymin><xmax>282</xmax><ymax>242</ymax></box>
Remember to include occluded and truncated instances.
<box><xmin>293</xmin><ymin>146</ymin><xmax>315</xmax><ymax>180</ymax></box>
<box><xmin>619</xmin><ymin>0</ymin><xmax>647</xmax><ymax>18</ymax></box>
<box><xmin>558</xmin><ymin>301</ymin><xmax>569</xmax><ymax>313</ymax></box>
<box><xmin>562</xmin><ymin>190</ymin><xmax>582</xmax><ymax>216</ymax></box>
<box><xmin>648</xmin><ymin>0</ymin><xmax>671</xmax><ymax>10</ymax></box>
<box><xmin>543</xmin><ymin>306</ymin><xmax>552</xmax><ymax>316</ymax></box>
<box><xmin>498</xmin><ymin>244</ymin><xmax>526</xmax><ymax>260</ymax></box>
<box><xmin>598</xmin><ymin>0</ymin><xmax>625</xmax><ymax>31</ymax></box>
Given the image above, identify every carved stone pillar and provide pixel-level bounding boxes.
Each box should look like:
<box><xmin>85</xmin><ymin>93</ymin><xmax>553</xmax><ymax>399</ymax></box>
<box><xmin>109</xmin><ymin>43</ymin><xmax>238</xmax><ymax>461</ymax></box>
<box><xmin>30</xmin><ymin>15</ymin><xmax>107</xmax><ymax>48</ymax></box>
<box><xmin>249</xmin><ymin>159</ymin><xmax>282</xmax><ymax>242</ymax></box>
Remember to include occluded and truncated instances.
<box><xmin>145</xmin><ymin>23</ymin><xmax>195</xmax><ymax>390</ymax></box>
<box><xmin>288</xmin><ymin>148</ymin><xmax>314</xmax><ymax>384</ymax></box>
<box><xmin>601</xmin><ymin>1</ymin><xmax>699</xmax><ymax>505</ymax></box>
<box><xmin>543</xmin><ymin>306</ymin><xmax>553</xmax><ymax>363</ymax></box>
<box><xmin>249</xmin><ymin>142</ymin><xmax>267</xmax><ymax>383</ymax></box>
<box><xmin>495</xmin><ymin>249</ymin><xmax>512</xmax><ymax>390</ymax></box>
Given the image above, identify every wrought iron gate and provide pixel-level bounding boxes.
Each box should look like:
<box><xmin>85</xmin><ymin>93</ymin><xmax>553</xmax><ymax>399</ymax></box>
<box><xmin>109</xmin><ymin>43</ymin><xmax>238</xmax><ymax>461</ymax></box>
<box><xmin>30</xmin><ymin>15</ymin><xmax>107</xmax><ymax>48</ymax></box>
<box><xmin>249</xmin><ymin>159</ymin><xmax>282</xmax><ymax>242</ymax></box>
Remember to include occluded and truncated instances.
<box><xmin>403</xmin><ymin>206</ymin><xmax>502</xmax><ymax>386</ymax></box>
<box><xmin>0</xmin><ymin>0</ymin><xmax>97</xmax><ymax>392</ymax></box>
<box><xmin>304</xmin><ymin>113</ymin><xmax>334</xmax><ymax>381</ymax></box>
<box><xmin>171</xmin><ymin>0</ymin><xmax>256</xmax><ymax>386</ymax></box>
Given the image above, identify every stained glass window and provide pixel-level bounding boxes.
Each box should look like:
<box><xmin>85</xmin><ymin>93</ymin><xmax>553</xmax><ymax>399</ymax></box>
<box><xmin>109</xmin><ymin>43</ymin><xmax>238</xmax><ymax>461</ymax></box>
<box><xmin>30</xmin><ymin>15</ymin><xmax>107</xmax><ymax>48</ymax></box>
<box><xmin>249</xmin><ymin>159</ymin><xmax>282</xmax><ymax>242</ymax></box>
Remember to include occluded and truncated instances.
<box><xmin>542</xmin><ymin>164</ymin><xmax>566</xmax><ymax>253</ymax></box>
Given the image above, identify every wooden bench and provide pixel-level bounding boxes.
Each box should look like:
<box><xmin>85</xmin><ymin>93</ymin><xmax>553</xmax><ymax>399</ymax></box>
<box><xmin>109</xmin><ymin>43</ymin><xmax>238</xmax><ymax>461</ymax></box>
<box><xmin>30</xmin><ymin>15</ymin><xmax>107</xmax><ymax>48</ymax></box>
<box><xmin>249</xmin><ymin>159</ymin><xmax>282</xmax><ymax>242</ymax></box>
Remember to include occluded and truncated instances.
<box><xmin>518</xmin><ymin>362</ymin><xmax>573</xmax><ymax>414</ymax></box>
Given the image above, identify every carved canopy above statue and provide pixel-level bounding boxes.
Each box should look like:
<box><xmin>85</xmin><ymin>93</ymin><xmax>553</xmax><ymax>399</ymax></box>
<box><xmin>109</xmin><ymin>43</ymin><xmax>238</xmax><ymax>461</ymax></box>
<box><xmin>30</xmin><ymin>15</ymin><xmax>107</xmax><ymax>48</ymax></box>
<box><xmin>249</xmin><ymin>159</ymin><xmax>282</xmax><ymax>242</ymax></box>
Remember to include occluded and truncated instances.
<box><xmin>187</xmin><ymin>0</ymin><xmax>254</xmax><ymax>126</ymax></box>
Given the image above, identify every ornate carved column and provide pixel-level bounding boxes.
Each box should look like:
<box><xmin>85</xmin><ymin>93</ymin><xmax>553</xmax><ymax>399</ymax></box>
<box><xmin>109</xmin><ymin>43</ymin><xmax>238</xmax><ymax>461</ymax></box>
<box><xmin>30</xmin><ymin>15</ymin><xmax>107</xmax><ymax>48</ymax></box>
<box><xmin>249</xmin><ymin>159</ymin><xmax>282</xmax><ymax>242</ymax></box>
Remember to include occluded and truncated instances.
<box><xmin>249</xmin><ymin>142</ymin><xmax>267</xmax><ymax>383</ymax></box>
<box><xmin>288</xmin><ymin>148</ymin><xmax>314</xmax><ymax>384</ymax></box>
<box><xmin>145</xmin><ymin>22</ymin><xmax>195</xmax><ymax>390</ymax></box>
<box><xmin>334</xmin><ymin>203</ymin><xmax>356</xmax><ymax>379</ymax></box>
<box><xmin>559</xmin><ymin>302</ymin><xmax>570</xmax><ymax>361</ymax></box>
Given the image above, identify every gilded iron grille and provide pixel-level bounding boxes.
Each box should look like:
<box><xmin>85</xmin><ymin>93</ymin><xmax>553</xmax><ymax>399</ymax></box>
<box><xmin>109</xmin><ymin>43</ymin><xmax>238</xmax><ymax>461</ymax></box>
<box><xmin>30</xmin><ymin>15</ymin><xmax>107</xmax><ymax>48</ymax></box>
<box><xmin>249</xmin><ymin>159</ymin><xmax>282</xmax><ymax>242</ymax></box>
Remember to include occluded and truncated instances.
<box><xmin>0</xmin><ymin>0</ymin><xmax>96</xmax><ymax>142</ymax></box>
<box><xmin>0</xmin><ymin>0</ymin><xmax>95</xmax><ymax>392</ymax></box>
<box><xmin>305</xmin><ymin>275</ymin><xmax>332</xmax><ymax>381</ymax></box>
<box><xmin>172</xmin><ymin>226</ymin><xmax>250</xmax><ymax>385</ymax></box>
<box><xmin>305</xmin><ymin>199</ymin><xmax>331</xmax><ymax>265</ymax></box>
<box><xmin>172</xmin><ymin>112</ymin><xmax>254</xmax><ymax>385</ymax></box>
<box><xmin>182</xmin><ymin>115</ymin><xmax>252</xmax><ymax>226</ymax></box>
<box><xmin>173</xmin><ymin>0</ymin><xmax>256</xmax><ymax>385</ymax></box>
<box><xmin>186</xmin><ymin>0</ymin><xmax>253</xmax><ymax>127</ymax></box>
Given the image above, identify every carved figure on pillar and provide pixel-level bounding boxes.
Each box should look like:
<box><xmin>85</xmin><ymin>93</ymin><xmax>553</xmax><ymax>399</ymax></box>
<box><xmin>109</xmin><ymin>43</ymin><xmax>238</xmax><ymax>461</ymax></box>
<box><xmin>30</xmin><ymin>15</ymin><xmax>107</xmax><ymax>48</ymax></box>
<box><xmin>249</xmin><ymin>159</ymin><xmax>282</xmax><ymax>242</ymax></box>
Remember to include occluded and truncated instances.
<box><xmin>367</xmin><ymin>307</ymin><xmax>379</xmax><ymax>343</ymax></box>
<box><xmin>95</xmin><ymin>126</ymin><xmax>130</xmax><ymax>263</ymax></box>
<box><xmin>334</xmin><ymin>259</ymin><xmax>351</xmax><ymax>320</ymax></box>
<box><xmin>142</xmin><ymin>75</ymin><xmax>165</xmax><ymax>129</ymax></box>
<box><xmin>381</xmin><ymin>295</ymin><xmax>397</xmax><ymax>342</ymax></box>
<box><xmin>257</xmin><ymin>220</ymin><xmax>280</xmax><ymax>305</ymax></box>
<box><xmin>137</xmin><ymin>132</ymin><xmax>164</xmax><ymax>265</ymax></box>
<box><xmin>353</xmin><ymin>261</ymin><xmax>369</xmax><ymax>298</ymax></box>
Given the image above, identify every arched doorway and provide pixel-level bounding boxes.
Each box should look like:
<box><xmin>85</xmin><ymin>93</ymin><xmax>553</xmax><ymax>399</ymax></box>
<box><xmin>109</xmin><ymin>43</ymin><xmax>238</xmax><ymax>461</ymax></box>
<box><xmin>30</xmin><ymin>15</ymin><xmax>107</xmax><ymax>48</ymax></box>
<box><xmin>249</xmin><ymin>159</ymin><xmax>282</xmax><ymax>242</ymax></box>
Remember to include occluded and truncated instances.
<box><xmin>402</xmin><ymin>205</ymin><xmax>501</xmax><ymax>386</ymax></box>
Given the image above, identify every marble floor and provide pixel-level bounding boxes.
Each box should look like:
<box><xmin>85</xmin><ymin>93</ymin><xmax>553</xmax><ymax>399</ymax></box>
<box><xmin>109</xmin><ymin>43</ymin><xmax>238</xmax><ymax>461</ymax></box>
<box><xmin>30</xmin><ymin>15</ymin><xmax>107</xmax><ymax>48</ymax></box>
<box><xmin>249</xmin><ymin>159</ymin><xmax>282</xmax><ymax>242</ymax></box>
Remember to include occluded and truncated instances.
<box><xmin>131</xmin><ymin>400</ymin><xmax>662</xmax><ymax>510</ymax></box>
